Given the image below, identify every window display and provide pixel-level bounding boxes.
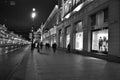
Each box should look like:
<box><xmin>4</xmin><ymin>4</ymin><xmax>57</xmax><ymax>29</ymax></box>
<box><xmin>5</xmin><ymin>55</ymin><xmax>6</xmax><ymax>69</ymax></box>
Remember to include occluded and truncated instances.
<box><xmin>66</xmin><ymin>34</ymin><xmax>70</xmax><ymax>48</ymax></box>
<box><xmin>75</xmin><ymin>32</ymin><xmax>83</xmax><ymax>50</ymax></box>
<box><xmin>65</xmin><ymin>26</ymin><xmax>71</xmax><ymax>48</ymax></box>
<box><xmin>59</xmin><ymin>29</ymin><xmax>63</xmax><ymax>47</ymax></box>
<box><xmin>92</xmin><ymin>29</ymin><xmax>108</xmax><ymax>52</ymax></box>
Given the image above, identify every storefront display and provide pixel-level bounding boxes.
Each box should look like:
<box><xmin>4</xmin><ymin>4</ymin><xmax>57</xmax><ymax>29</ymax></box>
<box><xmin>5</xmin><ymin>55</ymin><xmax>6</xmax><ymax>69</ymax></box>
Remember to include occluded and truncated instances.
<box><xmin>74</xmin><ymin>21</ymin><xmax>83</xmax><ymax>50</ymax></box>
<box><xmin>75</xmin><ymin>32</ymin><xmax>83</xmax><ymax>50</ymax></box>
<box><xmin>59</xmin><ymin>30</ymin><xmax>62</xmax><ymax>47</ymax></box>
<box><xmin>65</xmin><ymin>26</ymin><xmax>71</xmax><ymax>48</ymax></box>
<box><xmin>66</xmin><ymin>34</ymin><xmax>70</xmax><ymax>48</ymax></box>
<box><xmin>92</xmin><ymin>29</ymin><xmax>108</xmax><ymax>52</ymax></box>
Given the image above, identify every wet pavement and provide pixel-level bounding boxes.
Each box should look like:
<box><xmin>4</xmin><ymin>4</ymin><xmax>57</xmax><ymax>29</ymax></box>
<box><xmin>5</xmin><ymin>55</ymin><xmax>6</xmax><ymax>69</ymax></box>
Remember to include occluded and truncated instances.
<box><xmin>25</xmin><ymin>47</ymin><xmax>120</xmax><ymax>80</ymax></box>
<box><xmin>1</xmin><ymin>46</ymin><xmax>120</xmax><ymax>80</ymax></box>
<box><xmin>0</xmin><ymin>46</ymin><xmax>29</xmax><ymax>80</ymax></box>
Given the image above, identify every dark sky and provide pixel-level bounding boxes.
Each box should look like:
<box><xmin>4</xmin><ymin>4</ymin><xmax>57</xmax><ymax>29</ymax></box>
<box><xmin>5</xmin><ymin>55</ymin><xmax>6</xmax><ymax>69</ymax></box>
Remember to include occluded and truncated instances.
<box><xmin>0</xmin><ymin>0</ymin><xmax>58</xmax><ymax>40</ymax></box>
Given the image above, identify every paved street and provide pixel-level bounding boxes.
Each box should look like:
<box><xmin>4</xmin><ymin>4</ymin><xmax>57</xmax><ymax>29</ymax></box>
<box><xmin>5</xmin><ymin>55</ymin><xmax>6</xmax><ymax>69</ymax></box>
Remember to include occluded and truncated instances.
<box><xmin>1</xmin><ymin>46</ymin><xmax>120</xmax><ymax>80</ymax></box>
<box><xmin>0</xmin><ymin>46</ymin><xmax>29</xmax><ymax>80</ymax></box>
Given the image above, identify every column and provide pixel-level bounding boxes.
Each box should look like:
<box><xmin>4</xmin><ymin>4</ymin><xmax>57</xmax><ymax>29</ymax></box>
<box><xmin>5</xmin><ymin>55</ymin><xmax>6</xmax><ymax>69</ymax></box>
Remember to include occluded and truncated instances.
<box><xmin>108</xmin><ymin>0</ymin><xmax>120</xmax><ymax>57</ymax></box>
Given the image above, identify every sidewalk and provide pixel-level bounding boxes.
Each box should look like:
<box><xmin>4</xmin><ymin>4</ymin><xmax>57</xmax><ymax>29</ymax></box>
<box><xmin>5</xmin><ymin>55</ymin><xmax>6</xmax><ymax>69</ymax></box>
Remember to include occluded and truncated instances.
<box><xmin>9</xmin><ymin>46</ymin><xmax>120</xmax><ymax>80</ymax></box>
<box><xmin>31</xmin><ymin>46</ymin><xmax>120</xmax><ymax>63</ymax></box>
<box><xmin>57</xmin><ymin>47</ymin><xmax>120</xmax><ymax>63</ymax></box>
<box><xmin>25</xmin><ymin>47</ymin><xmax>120</xmax><ymax>80</ymax></box>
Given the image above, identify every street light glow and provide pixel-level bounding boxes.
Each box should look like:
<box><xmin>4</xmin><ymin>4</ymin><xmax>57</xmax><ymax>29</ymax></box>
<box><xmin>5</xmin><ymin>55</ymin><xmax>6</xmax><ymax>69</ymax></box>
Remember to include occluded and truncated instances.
<box><xmin>32</xmin><ymin>12</ymin><xmax>36</xmax><ymax>18</ymax></box>
<box><xmin>32</xmin><ymin>8</ymin><xmax>36</xmax><ymax>11</ymax></box>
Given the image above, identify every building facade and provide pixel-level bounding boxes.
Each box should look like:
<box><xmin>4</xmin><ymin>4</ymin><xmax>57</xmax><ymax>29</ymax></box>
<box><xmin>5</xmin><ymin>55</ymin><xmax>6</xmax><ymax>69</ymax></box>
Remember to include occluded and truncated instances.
<box><xmin>42</xmin><ymin>5</ymin><xmax>59</xmax><ymax>46</ymax></box>
<box><xmin>56</xmin><ymin>0</ymin><xmax>120</xmax><ymax>57</ymax></box>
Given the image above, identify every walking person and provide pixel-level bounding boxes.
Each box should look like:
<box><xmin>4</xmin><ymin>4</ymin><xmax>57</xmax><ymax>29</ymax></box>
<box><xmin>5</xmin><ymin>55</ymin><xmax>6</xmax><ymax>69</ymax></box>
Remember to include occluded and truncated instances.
<box><xmin>67</xmin><ymin>43</ymin><xmax>70</xmax><ymax>53</ymax></box>
<box><xmin>52</xmin><ymin>43</ymin><xmax>57</xmax><ymax>53</ymax></box>
<box><xmin>40</xmin><ymin>42</ymin><xmax>43</xmax><ymax>50</ymax></box>
<box><xmin>31</xmin><ymin>42</ymin><xmax>35</xmax><ymax>53</ymax></box>
<box><xmin>36</xmin><ymin>41</ymin><xmax>40</xmax><ymax>53</ymax></box>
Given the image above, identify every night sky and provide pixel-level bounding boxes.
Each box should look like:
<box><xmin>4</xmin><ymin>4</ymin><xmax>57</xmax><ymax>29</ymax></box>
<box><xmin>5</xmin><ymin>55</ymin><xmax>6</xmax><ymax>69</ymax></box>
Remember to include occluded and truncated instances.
<box><xmin>0</xmin><ymin>0</ymin><xmax>58</xmax><ymax>40</ymax></box>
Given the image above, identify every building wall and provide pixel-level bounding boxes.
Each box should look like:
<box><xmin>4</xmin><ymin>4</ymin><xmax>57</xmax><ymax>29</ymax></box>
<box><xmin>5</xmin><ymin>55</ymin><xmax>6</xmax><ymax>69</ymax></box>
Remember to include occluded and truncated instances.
<box><xmin>108</xmin><ymin>0</ymin><xmax>120</xmax><ymax>56</ymax></box>
<box><xmin>56</xmin><ymin>0</ymin><xmax>120</xmax><ymax>56</ymax></box>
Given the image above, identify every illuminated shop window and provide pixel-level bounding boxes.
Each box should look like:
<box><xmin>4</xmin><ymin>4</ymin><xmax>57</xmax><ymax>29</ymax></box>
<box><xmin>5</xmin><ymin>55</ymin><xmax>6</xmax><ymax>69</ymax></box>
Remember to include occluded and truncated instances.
<box><xmin>75</xmin><ymin>21</ymin><xmax>83</xmax><ymax>50</ymax></box>
<box><xmin>92</xmin><ymin>29</ymin><xmax>108</xmax><ymax>52</ymax></box>
<box><xmin>75</xmin><ymin>32</ymin><xmax>83</xmax><ymax>50</ymax></box>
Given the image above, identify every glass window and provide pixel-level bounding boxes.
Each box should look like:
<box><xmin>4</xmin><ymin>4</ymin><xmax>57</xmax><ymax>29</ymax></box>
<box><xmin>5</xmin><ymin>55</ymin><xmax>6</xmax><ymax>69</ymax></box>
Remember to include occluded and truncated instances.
<box><xmin>91</xmin><ymin>14</ymin><xmax>96</xmax><ymax>26</ymax></box>
<box><xmin>92</xmin><ymin>29</ymin><xmax>108</xmax><ymax>52</ymax></box>
<box><xmin>104</xmin><ymin>8</ymin><xmax>109</xmax><ymax>22</ymax></box>
<box><xmin>96</xmin><ymin>11</ymin><xmax>104</xmax><ymax>26</ymax></box>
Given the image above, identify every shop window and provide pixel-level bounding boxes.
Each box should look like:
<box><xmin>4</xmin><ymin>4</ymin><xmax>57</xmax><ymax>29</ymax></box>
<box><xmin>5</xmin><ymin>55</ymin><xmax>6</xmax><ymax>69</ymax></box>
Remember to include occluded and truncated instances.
<box><xmin>104</xmin><ymin>8</ymin><xmax>109</xmax><ymax>22</ymax></box>
<box><xmin>65</xmin><ymin>26</ymin><xmax>71</xmax><ymax>47</ymax></box>
<box><xmin>92</xmin><ymin>29</ymin><xmax>108</xmax><ymax>52</ymax></box>
<box><xmin>91</xmin><ymin>8</ymin><xmax>108</xmax><ymax>26</ymax></box>
<box><xmin>96</xmin><ymin>11</ymin><xmax>104</xmax><ymax>26</ymax></box>
<box><xmin>75</xmin><ymin>32</ymin><xmax>83</xmax><ymax>50</ymax></box>
<box><xmin>91</xmin><ymin>14</ymin><xmax>96</xmax><ymax>26</ymax></box>
<box><xmin>75</xmin><ymin>21</ymin><xmax>83</xmax><ymax>32</ymax></box>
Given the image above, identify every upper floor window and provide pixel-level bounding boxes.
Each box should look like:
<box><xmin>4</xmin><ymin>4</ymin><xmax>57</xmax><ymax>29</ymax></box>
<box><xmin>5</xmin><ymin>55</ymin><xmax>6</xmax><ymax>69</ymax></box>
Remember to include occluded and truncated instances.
<box><xmin>91</xmin><ymin>14</ymin><xmax>96</xmax><ymax>26</ymax></box>
<box><xmin>91</xmin><ymin>8</ymin><xmax>109</xmax><ymax>26</ymax></box>
<box><xmin>104</xmin><ymin>8</ymin><xmax>109</xmax><ymax>22</ymax></box>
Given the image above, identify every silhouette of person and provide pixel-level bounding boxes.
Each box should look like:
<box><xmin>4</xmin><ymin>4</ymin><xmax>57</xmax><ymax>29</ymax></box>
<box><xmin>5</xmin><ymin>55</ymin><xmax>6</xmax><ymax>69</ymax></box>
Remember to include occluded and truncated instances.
<box><xmin>52</xmin><ymin>43</ymin><xmax>57</xmax><ymax>53</ymax></box>
<box><xmin>67</xmin><ymin>43</ymin><xmax>70</xmax><ymax>53</ymax></box>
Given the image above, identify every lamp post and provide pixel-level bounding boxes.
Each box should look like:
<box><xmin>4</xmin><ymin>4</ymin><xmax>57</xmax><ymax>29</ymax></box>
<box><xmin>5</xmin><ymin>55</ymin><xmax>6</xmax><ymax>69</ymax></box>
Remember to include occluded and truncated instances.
<box><xmin>31</xmin><ymin>8</ymin><xmax>36</xmax><ymax>44</ymax></box>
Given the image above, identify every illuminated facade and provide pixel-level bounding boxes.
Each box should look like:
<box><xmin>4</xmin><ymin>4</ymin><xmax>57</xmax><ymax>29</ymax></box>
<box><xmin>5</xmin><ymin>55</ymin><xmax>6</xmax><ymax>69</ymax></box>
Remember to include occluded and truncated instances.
<box><xmin>57</xmin><ymin>0</ymin><xmax>120</xmax><ymax>57</ymax></box>
<box><xmin>0</xmin><ymin>24</ymin><xmax>29</xmax><ymax>54</ymax></box>
<box><xmin>42</xmin><ymin>5</ymin><xmax>59</xmax><ymax>46</ymax></box>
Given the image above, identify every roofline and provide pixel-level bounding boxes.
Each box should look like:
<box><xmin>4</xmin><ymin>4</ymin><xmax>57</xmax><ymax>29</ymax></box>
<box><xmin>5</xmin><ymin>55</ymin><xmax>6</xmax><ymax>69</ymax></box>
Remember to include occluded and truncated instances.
<box><xmin>43</xmin><ymin>5</ymin><xmax>58</xmax><ymax>30</ymax></box>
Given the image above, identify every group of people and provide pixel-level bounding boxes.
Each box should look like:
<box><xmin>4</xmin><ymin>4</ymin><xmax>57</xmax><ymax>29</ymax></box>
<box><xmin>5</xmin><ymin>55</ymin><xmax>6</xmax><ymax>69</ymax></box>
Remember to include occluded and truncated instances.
<box><xmin>31</xmin><ymin>41</ymin><xmax>43</xmax><ymax>53</ymax></box>
<box><xmin>31</xmin><ymin>41</ymin><xmax>57</xmax><ymax>53</ymax></box>
<box><xmin>44</xmin><ymin>42</ymin><xmax>57</xmax><ymax>53</ymax></box>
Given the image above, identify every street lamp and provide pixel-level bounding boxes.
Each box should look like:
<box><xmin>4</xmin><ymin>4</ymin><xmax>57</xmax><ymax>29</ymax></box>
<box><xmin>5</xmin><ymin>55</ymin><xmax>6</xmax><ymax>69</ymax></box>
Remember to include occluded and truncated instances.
<box><xmin>31</xmin><ymin>8</ymin><xmax>36</xmax><ymax>24</ymax></box>
<box><xmin>31</xmin><ymin>8</ymin><xmax>36</xmax><ymax>43</ymax></box>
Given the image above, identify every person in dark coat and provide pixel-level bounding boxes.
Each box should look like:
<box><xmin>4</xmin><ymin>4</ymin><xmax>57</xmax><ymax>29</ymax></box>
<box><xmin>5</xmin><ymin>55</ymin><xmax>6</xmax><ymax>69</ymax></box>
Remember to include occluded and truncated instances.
<box><xmin>31</xmin><ymin>42</ymin><xmax>35</xmax><ymax>53</ymax></box>
<box><xmin>52</xmin><ymin>43</ymin><xmax>57</xmax><ymax>53</ymax></box>
<box><xmin>45</xmin><ymin>43</ymin><xmax>50</xmax><ymax>50</ymax></box>
<box><xmin>40</xmin><ymin>42</ymin><xmax>43</xmax><ymax>50</ymax></box>
<box><xmin>67</xmin><ymin>43</ymin><xmax>70</xmax><ymax>53</ymax></box>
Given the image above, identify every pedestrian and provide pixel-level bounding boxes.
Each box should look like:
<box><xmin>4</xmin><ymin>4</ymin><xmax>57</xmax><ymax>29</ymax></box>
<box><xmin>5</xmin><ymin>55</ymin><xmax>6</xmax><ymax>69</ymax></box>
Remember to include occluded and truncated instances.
<box><xmin>40</xmin><ymin>42</ymin><xmax>43</xmax><ymax>50</ymax></box>
<box><xmin>67</xmin><ymin>43</ymin><xmax>70</xmax><ymax>53</ymax></box>
<box><xmin>31</xmin><ymin>42</ymin><xmax>35</xmax><ymax>53</ymax></box>
<box><xmin>45</xmin><ymin>43</ymin><xmax>50</xmax><ymax>50</ymax></box>
<box><xmin>36</xmin><ymin>41</ymin><xmax>40</xmax><ymax>53</ymax></box>
<box><xmin>52</xmin><ymin>43</ymin><xmax>57</xmax><ymax>53</ymax></box>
